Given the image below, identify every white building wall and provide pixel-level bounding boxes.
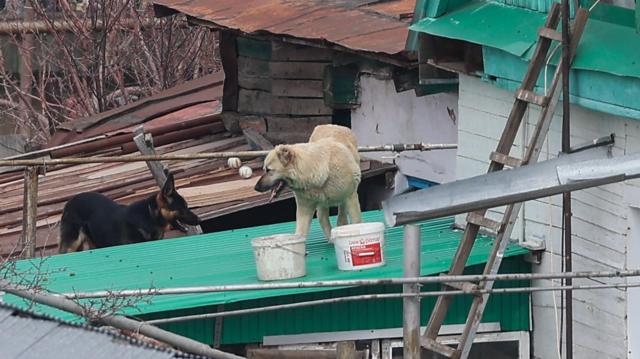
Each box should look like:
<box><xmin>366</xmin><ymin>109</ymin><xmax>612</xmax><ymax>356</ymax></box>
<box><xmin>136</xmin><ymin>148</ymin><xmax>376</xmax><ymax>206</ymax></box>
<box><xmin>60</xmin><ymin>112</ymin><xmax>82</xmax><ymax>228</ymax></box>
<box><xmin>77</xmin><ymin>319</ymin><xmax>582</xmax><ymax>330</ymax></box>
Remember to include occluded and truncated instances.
<box><xmin>456</xmin><ymin>74</ymin><xmax>640</xmax><ymax>359</ymax></box>
<box><xmin>628</xmin><ymin>208</ymin><xmax>640</xmax><ymax>359</ymax></box>
<box><xmin>351</xmin><ymin>75</ymin><xmax>458</xmax><ymax>184</ymax></box>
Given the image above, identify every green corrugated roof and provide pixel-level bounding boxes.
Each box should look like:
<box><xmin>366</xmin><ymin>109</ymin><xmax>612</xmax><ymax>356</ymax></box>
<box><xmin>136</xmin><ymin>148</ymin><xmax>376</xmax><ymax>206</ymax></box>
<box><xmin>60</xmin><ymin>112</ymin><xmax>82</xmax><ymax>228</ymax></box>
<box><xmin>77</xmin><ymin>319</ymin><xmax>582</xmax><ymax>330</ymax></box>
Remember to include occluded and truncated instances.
<box><xmin>410</xmin><ymin>1</ymin><xmax>640</xmax><ymax>79</ymax></box>
<box><xmin>4</xmin><ymin>211</ymin><xmax>527</xmax><ymax>321</ymax></box>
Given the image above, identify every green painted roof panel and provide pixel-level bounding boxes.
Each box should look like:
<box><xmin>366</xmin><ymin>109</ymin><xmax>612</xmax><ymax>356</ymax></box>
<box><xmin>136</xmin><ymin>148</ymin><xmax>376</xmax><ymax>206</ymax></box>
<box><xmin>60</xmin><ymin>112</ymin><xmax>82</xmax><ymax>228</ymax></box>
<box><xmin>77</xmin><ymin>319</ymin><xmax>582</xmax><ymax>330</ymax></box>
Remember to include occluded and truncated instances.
<box><xmin>410</xmin><ymin>1</ymin><xmax>640</xmax><ymax>78</ymax></box>
<box><xmin>5</xmin><ymin>211</ymin><xmax>528</xmax><ymax>321</ymax></box>
<box><xmin>410</xmin><ymin>1</ymin><xmax>546</xmax><ymax>57</ymax></box>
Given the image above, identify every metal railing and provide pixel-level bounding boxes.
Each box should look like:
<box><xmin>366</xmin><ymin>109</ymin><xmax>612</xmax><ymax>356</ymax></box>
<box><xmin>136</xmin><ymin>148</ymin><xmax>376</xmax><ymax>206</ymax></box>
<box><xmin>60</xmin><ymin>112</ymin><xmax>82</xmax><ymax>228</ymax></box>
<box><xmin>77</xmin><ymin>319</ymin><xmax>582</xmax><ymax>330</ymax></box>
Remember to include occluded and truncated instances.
<box><xmin>2</xmin><ymin>142</ymin><xmax>456</xmax><ymax>258</ymax></box>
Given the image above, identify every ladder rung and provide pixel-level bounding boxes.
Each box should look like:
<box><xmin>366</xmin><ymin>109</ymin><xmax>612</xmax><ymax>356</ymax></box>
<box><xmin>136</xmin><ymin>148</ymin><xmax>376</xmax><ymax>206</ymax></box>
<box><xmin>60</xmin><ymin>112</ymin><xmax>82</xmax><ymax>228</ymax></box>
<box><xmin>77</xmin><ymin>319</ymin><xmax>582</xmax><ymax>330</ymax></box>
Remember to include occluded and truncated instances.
<box><xmin>538</xmin><ymin>27</ymin><xmax>563</xmax><ymax>41</ymax></box>
<box><xmin>421</xmin><ymin>337</ymin><xmax>456</xmax><ymax>358</ymax></box>
<box><xmin>467</xmin><ymin>212</ymin><xmax>502</xmax><ymax>232</ymax></box>
<box><xmin>515</xmin><ymin>88</ymin><xmax>549</xmax><ymax>107</ymax></box>
<box><xmin>490</xmin><ymin>151</ymin><xmax>523</xmax><ymax>168</ymax></box>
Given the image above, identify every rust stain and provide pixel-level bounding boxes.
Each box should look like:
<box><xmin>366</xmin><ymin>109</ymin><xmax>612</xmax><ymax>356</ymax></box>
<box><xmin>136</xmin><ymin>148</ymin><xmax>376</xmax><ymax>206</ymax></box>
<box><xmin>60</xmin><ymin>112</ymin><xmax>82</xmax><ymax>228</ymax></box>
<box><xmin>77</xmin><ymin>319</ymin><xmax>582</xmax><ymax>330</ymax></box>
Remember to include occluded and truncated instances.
<box><xmin>363</xmin><ymin>0</ymin><xmax>416</xmax><ymax>20</ymax></box>
<box><xmin>153</xmin><ymin>0</ymin><xmax>415</xmax><ymax>56</ymax></box>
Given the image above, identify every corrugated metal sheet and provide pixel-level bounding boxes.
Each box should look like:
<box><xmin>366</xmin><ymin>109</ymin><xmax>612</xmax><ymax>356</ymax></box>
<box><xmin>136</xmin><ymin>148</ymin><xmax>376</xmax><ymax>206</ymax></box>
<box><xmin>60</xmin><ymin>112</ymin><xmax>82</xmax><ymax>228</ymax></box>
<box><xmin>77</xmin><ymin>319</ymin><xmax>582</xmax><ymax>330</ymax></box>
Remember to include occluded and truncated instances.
<box><xmin>152</xmin><ymin>0</ymin><xmax>415</xmax><ymax>58</ymax></box>
<box><xmin>151</xmin><ymin>257</ymin><xmax>530</xmax><ymax>345</ymax></box>
<box><xmin>0</xmin><ymin>72</ymin><xmax>281</xmax><ymax>257</ymax></box>
<box><xmin>410</xmin><ymin>0</ymin><xmax>640</xmax><ymax>78</ymax></box>
<box><xmin>5</xmin><ymin>211</ymin><xmax>529</xmax><ymax>324</ymax></box>
<box><xmin>50</xmin><ymin>72</ymin><xmax>225</xmax><ymax>144</ymax></box>
<box><xmin>0</xmin><ymin>70</ymin><xmax>395</xmax><ymax>258</ymax></box>
<box><xmin>0</xmin><ymin>304</ymin><xmax>186</xmax><ymax>358</ymax></box>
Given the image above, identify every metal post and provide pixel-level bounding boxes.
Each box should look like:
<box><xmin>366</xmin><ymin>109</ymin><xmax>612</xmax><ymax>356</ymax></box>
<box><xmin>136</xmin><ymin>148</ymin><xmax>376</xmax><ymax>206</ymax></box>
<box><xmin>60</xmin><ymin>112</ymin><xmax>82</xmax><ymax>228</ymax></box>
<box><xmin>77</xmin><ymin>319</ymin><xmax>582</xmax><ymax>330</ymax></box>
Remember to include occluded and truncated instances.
<box><xmin>21</xmin><ymin>166</ymin><xmax>38</xmax><ymax>258</ymax></box>
<box><xmin>403</xmin><ymin>224</ymin><xmax>421</xmax><ymax>359</ymax></box>
<box><xmin>561</xmin><ymin>0</ymin><xmax>573</xmax><ymax>357</ymax></box>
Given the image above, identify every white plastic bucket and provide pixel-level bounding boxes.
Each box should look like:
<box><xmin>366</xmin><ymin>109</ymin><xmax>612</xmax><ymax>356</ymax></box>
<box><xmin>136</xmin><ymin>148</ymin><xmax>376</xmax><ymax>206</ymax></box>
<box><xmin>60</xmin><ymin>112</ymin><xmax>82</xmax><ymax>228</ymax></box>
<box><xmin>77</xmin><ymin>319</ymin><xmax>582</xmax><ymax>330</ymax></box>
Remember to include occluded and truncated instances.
<box><xmin>331</xmin><ymin>222</ymin><xmax>386</xmax><ymax>271</ymax></box>
<box><xmin>251</xmin><ymin>234</ymin><xmax>306</xmax><ymax>281</ymax></box>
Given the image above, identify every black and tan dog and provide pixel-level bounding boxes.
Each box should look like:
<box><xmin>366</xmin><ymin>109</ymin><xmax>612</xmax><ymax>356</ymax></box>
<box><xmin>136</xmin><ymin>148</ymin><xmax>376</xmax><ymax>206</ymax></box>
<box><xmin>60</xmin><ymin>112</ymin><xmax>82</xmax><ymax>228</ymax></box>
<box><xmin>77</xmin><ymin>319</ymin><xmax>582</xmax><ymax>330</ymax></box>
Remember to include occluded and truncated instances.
<box><xmin>58</xmin><ymin>172</ymin><xmax>200</xmax><ymax>253</ymax></box>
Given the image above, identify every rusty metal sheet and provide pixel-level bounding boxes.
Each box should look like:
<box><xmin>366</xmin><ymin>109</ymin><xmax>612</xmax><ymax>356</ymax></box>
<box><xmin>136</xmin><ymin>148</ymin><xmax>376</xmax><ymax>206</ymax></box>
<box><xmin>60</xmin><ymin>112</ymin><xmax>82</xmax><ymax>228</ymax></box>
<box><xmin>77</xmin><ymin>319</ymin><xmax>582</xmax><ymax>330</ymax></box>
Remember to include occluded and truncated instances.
<box><xmin>363</xmin><ymin>0</ymin><xmax>415</xmax><ymax>20</ymax></box>
<box><xmin>48</xmin><ymin>72</ymin><xmax>224</xmax><ymax>146</ymax></box>
<box><xmin>1</xmin><ymin>68</ymin><xmax>395</xmax><ymax>258</ymax></box>
<box><xmin>153</xmin><ymin>0</ymin><xmax>414</xmax><ymax>56</ymax></box>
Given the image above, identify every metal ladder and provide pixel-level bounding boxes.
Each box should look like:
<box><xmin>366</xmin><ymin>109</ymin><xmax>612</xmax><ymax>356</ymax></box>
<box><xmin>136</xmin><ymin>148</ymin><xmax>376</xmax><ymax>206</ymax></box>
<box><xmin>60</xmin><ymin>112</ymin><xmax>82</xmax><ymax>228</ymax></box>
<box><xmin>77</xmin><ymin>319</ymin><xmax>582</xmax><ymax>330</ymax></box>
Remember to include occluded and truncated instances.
<box><xmin>420</xmin><ymin>5</ymin><xmax>589</xmax><ymax>359</ymax></box>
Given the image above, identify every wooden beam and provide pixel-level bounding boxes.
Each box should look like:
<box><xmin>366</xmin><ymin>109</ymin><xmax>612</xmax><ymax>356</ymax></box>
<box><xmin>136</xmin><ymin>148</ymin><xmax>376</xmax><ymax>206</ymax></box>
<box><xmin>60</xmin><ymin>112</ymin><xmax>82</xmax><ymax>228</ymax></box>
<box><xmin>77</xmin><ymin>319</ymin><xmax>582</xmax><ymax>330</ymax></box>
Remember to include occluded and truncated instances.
<box><xmin>220</xmin><ymin>32</ymin><xmax>239</xmax><ymax>112</ymax></box>
<box><xmin>133</xmin><ymin>127</ymin><xmax>203</xmax><ymax>235</ymax></box>
<box><xmin>270</xmin><ymin>62</ymin><xmax>328</xmax><ymax>80</ymax></box>
<box><xmin>238</xmin><ymin>56</ymin><xmax>270</xmax><ymax>79</ymax></box>
<box><xmin>133</xmin><ymin>127</ymin><xmax>167</xmax><ymax>187</ymax></box>
<box><xmin>238</xmin><ymin>89</ymin><xmax>271</xmax><ymax>115</ymax></box>
<box><xmin>272</xmin><ymin>79</ymin><xmax>324</xmax><ymax>98</ymax></box>
<box><xmin>265</xmin><ymin>116</ymin><xmax>331</xmax><ymax>133</ymax></box>
<box><xmin>238</xmin><ymin>89</ymin><xmax>332</xmax><ymax>116</ymax></box>
<box><xmin>236</xmin><ymin>36</ymin><xmax>272</xmax><ymax>61</ymax></box>
<box><xmin>242</xmin><ymin>128</ymin><xmax>274</xmax><ymax>150</ymax></box>
<box><xmin>271</xmin><ymin>41</ymin><xmax>332</xmax><ymax>61</ymax></box>
<box><xmin>21</xmin><ymin>166</ymin><xmax>38</xmax><ymax>258</ymax></box>
<box><xmin>238</xmin><ymin>76</ymin><xmax>271</xmax><ymax>92</ymax></box>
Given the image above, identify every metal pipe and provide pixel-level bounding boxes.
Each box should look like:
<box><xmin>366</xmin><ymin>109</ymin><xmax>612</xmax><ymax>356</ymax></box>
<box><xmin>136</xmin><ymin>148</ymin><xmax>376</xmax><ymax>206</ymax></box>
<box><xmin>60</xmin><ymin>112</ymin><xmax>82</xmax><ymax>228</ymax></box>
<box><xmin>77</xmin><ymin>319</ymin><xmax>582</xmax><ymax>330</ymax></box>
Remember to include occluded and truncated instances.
<box><xmin>561</xmin><ymin>1</ymin><xmax>573</xmax><ymax>356</ymax></box>
<box><xmin>0</xmin><ymin>279</ymin><xmax>244</xmax><ymax>359</ymax></box>
<box><xmin>403</xmin><ymin>224</ymin><xmax>421</xmax><ymax>359</ymax></box>
<box><xmin>383</xmin><ymin>145</ymin><xmax>640</xmax><ymax>227</ymax></box>
<box><xmin>146</xmin><ymin>282</ymin><xmax>640</xmax><ymax>325</ymax></box>
<box><xmin>0</xmin><ymin>143</ymin><xmax>457</xmax><ymax>167</ymax></box>
<box><xmin>3</xmin><ymin>135</ymin><xmax>107</xmax><ymax>160</ymax></box>
<box><xmin>357</xmin><ymin>143</ymin><xmax>457</xmax><ymax>152</ymax></box>
<box><xmin>61</xmin><ymin>269</ymin><xmax>640</xmax><ymax>299</ymax></box>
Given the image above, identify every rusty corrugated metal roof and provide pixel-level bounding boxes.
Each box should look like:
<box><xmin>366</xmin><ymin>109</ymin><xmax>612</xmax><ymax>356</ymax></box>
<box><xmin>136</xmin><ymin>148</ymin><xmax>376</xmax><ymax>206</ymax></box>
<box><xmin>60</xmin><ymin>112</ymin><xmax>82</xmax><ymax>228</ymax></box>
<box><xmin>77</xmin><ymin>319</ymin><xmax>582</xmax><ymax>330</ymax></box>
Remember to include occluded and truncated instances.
<box><xmin>152</xmin><ymin>0</ymin><xmax>415</xmax><ymax>58</ymax></box>
<box><xmin>49</xmin><ymin>72</ymin><xmax>224</xmax><ymax>146</ymax></box>
<box><xmin>1</xmin><ymin>71</ymin><xmax>394</xmax><ymax>258</ymax></box>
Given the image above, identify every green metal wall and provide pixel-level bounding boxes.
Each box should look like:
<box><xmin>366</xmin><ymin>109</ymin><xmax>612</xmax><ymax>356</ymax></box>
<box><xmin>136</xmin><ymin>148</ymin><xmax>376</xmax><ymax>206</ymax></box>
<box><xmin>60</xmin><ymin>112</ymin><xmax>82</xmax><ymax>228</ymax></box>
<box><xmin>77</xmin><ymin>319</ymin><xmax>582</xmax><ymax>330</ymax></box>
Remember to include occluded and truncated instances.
<box><xmin>482</xmin><ymin>46</ymin><xmax>640</xmax><ymax>120</ymax></box>
<box><xmin>144</xmin><ymin>257</ymin><xmax>530</xmax><ymax>345</ymax></box>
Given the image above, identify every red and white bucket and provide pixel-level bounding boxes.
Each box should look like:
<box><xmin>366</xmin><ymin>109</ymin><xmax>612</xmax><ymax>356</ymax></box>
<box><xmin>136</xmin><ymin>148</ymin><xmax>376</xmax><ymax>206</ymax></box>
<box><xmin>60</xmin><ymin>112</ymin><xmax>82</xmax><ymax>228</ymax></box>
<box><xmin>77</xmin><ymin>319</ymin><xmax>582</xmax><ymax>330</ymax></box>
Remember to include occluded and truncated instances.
<box><xmin>331</xmin><ymin>222</ymin><xmax>386</xmax><ymax>271</ymax></box>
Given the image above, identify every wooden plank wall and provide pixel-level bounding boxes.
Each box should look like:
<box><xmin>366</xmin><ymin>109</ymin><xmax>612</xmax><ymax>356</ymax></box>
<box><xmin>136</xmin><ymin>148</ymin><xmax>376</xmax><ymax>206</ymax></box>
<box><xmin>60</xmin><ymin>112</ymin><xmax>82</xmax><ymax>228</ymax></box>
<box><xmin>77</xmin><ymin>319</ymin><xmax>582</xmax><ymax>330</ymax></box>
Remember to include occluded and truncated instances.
<box><xmin>456</xmin><ymin>74</ymin><xmax>640</xmax><ymax>359</ymax></box>
<box><xmin>235</xmin><ymin>37</ymin><xmax>332</xmax><ymax>143</ymax></box>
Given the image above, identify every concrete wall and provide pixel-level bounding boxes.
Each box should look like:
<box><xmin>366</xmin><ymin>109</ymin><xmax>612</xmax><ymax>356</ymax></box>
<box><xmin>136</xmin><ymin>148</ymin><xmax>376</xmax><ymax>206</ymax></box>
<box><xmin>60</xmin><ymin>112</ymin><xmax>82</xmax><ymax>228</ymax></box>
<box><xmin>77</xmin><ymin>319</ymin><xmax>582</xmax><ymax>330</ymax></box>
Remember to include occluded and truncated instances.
<box><xmin>351</xmin><ymin>75</ymin><xmax>459</xmax><ymax>184</ymax></box>
<box><xmin>456</xmin><ymin>74</ymin><xmax>640</xmax><ymax>359</ymax></box>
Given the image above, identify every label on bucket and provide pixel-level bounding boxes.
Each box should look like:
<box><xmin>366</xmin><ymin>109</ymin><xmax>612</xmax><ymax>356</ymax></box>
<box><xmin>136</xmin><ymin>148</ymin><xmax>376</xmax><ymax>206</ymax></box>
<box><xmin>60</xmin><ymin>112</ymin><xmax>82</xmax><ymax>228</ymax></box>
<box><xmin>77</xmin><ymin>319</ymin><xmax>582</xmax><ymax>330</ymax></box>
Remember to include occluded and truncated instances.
<box><xmin>350</xmin><ymin>243</ymin><xmax>382</xmax><ymax>266</ymax></box>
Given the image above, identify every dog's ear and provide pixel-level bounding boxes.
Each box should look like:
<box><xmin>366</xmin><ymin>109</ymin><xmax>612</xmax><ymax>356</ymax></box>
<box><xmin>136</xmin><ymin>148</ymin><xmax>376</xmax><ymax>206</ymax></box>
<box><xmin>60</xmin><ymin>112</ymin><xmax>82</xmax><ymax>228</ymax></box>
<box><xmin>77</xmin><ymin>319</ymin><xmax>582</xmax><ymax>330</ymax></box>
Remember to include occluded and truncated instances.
<box><xmin>162</xmin><ymin>172</ymin><xmax>175</xmax><ymax>198</ymax></box>
<box><xmin>276</xmin><ymin>145</ymin><xmax>293</xmax><ymax>166</ymax></box>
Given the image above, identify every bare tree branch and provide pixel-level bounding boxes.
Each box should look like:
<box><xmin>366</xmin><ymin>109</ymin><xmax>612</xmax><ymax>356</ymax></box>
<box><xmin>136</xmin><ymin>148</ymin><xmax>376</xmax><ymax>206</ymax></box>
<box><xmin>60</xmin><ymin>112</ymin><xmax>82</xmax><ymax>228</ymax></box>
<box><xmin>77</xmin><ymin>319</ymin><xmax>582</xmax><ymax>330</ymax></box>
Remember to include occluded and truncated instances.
<box><xmin>0</xmin><ymin>0</ymin><xmax>220</xmax><ymax>146</ymax></box>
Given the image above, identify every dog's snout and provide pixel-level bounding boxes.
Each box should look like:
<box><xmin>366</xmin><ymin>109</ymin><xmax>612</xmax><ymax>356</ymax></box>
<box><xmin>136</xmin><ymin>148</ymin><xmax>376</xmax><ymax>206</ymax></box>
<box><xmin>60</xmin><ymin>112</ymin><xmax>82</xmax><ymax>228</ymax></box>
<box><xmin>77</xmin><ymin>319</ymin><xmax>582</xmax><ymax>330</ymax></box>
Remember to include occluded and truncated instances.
<box><xmin>184</xmin><ymin>212</ymin><xmax>201</xmax><ymax>225</ymax></box>
<box><xmin>254</xmin><ymin>177</ymin><xmax>269</xmax><ymax>192</ymax></box>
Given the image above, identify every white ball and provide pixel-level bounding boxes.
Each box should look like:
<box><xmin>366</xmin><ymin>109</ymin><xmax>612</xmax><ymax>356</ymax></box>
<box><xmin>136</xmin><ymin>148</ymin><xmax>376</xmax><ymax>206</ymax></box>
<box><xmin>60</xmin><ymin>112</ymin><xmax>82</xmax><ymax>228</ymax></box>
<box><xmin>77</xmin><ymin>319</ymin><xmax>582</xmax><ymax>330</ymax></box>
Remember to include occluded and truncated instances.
<box><xmin>227</xmin><ymin>157</ymin><xmax>242</xmax><ymax>168</ymax></box>
<box><xmin>238</xmin><ymin>165</ymin><xmax>253</xmax><ymax>179</ymax></box>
